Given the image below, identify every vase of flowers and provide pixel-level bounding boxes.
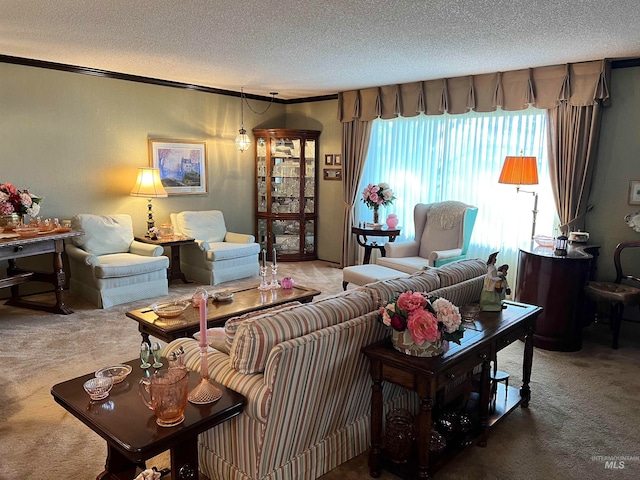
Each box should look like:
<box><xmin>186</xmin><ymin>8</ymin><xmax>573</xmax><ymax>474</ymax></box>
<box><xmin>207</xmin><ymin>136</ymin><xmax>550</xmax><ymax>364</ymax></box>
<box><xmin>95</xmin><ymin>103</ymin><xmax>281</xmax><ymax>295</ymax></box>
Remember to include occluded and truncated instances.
<box><xmin>0</xmin><ymin>182</ymin><xmax>42</xmax><ymax>225</ymax></box>
<box><xmin>379</xmin><ymin>291</ymin><xmax>464</xmax><ymax>357</ymax></box>
<box><xmin>362</xmin><ymin>182</ymin><xmax>395</xmax><ymax>224</ymax></box>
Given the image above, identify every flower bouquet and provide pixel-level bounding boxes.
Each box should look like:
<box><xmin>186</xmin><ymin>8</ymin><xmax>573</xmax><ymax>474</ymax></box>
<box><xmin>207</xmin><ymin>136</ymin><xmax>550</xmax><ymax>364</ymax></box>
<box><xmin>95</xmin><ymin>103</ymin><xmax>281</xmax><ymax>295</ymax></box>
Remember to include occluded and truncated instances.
<box><xmin>0</xmin><ymin>182</ymin><xmax>42</xmax><ymax>218</ymax></box>
<box><xmin>379</xmin><ymin>291</ymin><xmax>463</xmax><ymax>357</ymax></box>
<box><xmin>362</xmin><ymin>182</ymin><xmax>395</xmax><ymax>224</ymax></box>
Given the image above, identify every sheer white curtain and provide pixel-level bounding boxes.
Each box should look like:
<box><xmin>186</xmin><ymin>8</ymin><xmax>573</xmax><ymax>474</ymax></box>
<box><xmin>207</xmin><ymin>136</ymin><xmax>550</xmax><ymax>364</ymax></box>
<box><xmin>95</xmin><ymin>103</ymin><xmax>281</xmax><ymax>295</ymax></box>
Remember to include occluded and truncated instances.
<box><xmin>357</xmin><ymin>107</ymin><xmax>557</xmax><ymax>287</ymax></box>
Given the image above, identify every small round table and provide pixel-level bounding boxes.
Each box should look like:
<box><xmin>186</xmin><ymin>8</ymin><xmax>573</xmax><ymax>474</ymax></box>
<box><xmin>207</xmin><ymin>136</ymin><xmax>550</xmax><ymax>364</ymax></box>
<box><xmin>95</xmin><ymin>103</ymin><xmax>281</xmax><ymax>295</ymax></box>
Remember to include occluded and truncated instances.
<box><xmin>351</xmin><ymin>226</ymin><xmax>401</xmax><ymax>264</ymax></box>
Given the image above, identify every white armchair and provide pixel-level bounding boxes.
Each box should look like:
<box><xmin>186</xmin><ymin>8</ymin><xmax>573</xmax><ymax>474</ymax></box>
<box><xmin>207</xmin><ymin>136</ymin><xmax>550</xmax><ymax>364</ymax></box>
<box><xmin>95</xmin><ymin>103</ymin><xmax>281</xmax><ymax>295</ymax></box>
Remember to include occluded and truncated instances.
<box><xmin>376</xmin><ymin>201</ymin><xmax>478</xmax><ymax>273</ymax></box>
<box><xmin>66</xmin><ymin>214</ymin><xmax>169</xmax><ymax>308</ymax></box>
<box><xmin>170</xmin><ymin>210</ymin><xmax>260</xmax><ymax>285</ymax></box>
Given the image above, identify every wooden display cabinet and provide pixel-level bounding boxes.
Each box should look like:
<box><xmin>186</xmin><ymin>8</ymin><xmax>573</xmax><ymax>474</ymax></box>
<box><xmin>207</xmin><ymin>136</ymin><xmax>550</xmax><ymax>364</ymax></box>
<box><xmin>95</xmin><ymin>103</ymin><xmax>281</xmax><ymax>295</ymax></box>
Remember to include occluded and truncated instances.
<box><xmin>254</xmin><ymin>129</ymin><xmax>320</xmax><ymax>261</ymax></box>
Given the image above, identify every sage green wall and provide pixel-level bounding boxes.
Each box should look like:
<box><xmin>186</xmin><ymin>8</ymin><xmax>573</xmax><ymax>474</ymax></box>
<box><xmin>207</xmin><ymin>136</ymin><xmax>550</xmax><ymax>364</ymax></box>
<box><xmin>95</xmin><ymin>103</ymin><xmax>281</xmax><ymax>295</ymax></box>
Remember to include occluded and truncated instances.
<box><xmin>284</xmin><ymin>100</ymin><xmax>342</xmax><ymax>264</ymax></box>
<box><xmin>588</xmin><ymin>66</ymin><xmax>640</xmax><ymax>281</ymax></box>
<box><xmin>0</xmin><ymin>62</ymin><xmax>285</xmax><ymax>237</ymax></box>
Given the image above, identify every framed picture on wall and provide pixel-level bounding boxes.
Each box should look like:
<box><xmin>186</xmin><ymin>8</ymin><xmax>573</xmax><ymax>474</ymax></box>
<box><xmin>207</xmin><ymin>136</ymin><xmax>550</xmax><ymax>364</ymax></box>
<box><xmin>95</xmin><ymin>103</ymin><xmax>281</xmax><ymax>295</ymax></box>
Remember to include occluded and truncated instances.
<box><xmin>324</xmin><ymin>154</ymin><xmax>334</xmax><ymax>166</ymax></box>
<box><xmin>334</xmin><ymin>154</ymin><xmax>342</xmax><ymax>166</ymax></box>
<box><xmin>323</xmin><ymin>168</ymin><xmax>342</xmax><ymax>181</ymax></box>
<box><xmin>149</xmin><ymin>139</ymin><xmax>208</xmax><ymax>195</ymax></box>
<box><xmin>629</xmin><ymin>180</ymin><xmax>640</xmax><ymax>205</ymax></box>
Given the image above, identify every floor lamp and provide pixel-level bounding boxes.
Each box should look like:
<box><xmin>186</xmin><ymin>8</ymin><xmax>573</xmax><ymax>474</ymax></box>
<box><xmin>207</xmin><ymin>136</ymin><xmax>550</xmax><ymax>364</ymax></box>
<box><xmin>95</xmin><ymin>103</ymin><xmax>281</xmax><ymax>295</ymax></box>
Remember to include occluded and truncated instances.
<box><xmin>498</xmin><ymin>155</ymin><xmax>539</xmax><ymax>239</ymax></box>
<box><xmin>130</xmin><ymin>167</ymin><xmax>168</xmax><ymax>233</ymax></box>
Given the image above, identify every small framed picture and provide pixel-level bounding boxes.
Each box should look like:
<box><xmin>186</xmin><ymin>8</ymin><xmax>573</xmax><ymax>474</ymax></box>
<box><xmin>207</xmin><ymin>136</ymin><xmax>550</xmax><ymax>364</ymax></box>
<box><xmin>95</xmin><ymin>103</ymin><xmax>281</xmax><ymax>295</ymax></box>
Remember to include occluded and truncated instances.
<box><xmin>334</xmin><ymin>154</ymin><xmax>342</xmax><ymax>166</ymax></box>
<box><xmin>324</xmin><ymin>154</ymin><xmax>334</xmax><ymax>166</ymax></box>
<box><xmin>629</xmin><ymin>180</ymin><xmax>640</xmax><ymax>205</ymax></box>
<box><xmin>149</xmin><ymin>138</ymin><xmax>207</xmax><ymax>195</ymax></box>
<box><xmin>323</xmin><ymin>168</ymin><xmax>342</xmax><ymax>181</ymax></box>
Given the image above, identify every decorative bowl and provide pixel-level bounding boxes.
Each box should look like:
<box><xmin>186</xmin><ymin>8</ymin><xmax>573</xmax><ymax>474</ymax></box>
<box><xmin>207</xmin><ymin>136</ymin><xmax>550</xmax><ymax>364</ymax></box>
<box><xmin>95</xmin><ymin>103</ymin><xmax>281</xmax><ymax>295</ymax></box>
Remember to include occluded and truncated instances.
<box><xmin>213</xmin><ymin>289</ymin><xmax>234</xmax><ymax>302</ymax></box>
<box><xmin>54</xmin><ymin>226</ymin><xmax>72</xmax><ymax>233</ymax></box>
<box><xmin>83</xmin><ymin>377</ymin><xmax>113</xmax><ymax>401</ymax></box>
<box><xmin>533</xmin><ymin>235</ymin><xmax>554</xmax><ymax>248</ymax></box>
<box><xmin>152</xmin><ymin>300</ymin><xmax>190</xmax><ymax>318</ymax></box>
<box><xmin>95</xmin><ymin>364</ymin><xmax>133</xmax><ymax>384</ymax></box>
<box><xmin>13</xmin><ymin>226</ymin><xmax>39</xmax><ymax>238</ymax></box>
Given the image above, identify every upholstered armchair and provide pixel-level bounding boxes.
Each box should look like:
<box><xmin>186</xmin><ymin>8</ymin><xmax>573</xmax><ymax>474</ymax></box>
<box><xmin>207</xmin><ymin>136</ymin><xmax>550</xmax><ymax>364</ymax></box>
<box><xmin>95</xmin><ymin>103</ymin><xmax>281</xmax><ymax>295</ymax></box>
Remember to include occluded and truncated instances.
<box><xmin>170</xmin><ymin>210</ymin><xmax>260</xmax><ymax>285</ymax></box>
<box><xmin>376</xmin><ymin>201</ymin><xmax>478</xmax><ymax>273</ymax></box>
<box><xmin>66</xmin><ymin>214</ymin><xmax>169</xmax><ymax>308</ymax></box>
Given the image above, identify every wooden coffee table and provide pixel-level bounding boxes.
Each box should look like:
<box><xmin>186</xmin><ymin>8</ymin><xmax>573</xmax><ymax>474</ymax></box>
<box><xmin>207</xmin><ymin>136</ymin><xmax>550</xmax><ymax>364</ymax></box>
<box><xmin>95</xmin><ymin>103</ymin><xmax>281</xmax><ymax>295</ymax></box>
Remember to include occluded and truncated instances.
<box><xmin>127</xmin><ymin>284</ymin><xmax>321</xmax><ymax>344</ymax></box>
<box><xmin>51</xmin><ymin>359</ymin><xmax>245</xmax><ymax>480</ymax></box>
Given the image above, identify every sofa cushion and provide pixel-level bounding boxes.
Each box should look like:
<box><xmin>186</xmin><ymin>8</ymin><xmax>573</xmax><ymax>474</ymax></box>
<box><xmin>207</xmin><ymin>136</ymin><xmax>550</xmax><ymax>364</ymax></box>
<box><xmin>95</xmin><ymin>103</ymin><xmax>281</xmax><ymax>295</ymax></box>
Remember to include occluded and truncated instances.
<box><xmin>193</xmin><ymin>327</ymin><xmax>228</xmax><ymax>353</ymax></box>
<box><xmin>223</xmin><ymin>301</ymin><xmax>302</xmax><ymax>353</ymax></box>
<box><xmin>434</xmin><ymin>258</ymin><xmax>487</xmax><ymax>287</ymax></box>
<box><xmin>93</xmin><ymin>253</ymin><xmax>169</xmax><ymax>278</ymax></box>
<box><xmin>376</xmin><ymin>256</ymin><xmax>429</xmax><ymax>274</ymax></box>
<box><xmin>71</xmin><ymin>214</ymin><xmax>133</xmax><ymax>256</ymax></box>
<box><xmin>364</xmin><ymin>269</ymin><xmax>441</xmax><ymax>305</ymax></box>
<box><xmin>176</xmin><ymin>210</ymin><xmax>227</xmax><ymax>243</ymax></box>
<box><xmin>205</xmin><ymin>242</ymin><xmax>261</xmax><ymax>261</ymax></box>
<box><xmin>229</xmin><ymin>290</ymin><xmax>375</xmax><ymax>374</ymax></box>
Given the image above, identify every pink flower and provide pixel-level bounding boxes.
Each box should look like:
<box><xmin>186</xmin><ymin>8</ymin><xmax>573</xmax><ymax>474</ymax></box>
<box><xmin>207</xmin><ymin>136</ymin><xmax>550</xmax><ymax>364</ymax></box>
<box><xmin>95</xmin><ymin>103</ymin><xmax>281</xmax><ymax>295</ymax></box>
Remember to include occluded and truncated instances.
<box><xmin>390</xmin><ymin>313</ymin><xmax>406</xmax><ymax>331</ymax></box>
<box><xmin>380</xmin><ymin>306</ymin><xmax>392</xmax><ymax>326</ymax></box>
<box><xmin>396</xmin><ymin>291</ymin><xmax>427</xmax><ymax>313</ymax></box>
<box><xmin>407</xmin><ymin>309</ymin><xmax>439</xmax><ymax>344</ymax></box>
<box><xmin>432</xmin><ymin>298</ymin><xmax>462</xmax><ymax>333</ymax></box>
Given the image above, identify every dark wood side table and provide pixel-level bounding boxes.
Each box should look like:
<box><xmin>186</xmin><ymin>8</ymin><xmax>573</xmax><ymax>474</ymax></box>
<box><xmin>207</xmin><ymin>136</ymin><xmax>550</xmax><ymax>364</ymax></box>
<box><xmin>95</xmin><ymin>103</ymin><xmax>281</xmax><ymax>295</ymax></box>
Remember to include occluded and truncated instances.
<box><xmin>362</xmin><ymin>301</ymin><xmax>541</xmax><ymax>479</ymax></box>
<box><xmin>135</xmin><ymin>236</ymin><xmax>195</xmax><ymax>285</ymax></box>
<box><xmin>351</xmin><ymin>226</ymin><xmax>401</xmax><ymax>264</ymax></box>
<box><xmin>51</xmin><ymin>358</ymin><xmax>245</xmax><ymax>480</ymax></box>
<box><xmin>515</xmin><ymin>243</ymin><xmax>598</xmax><ymax>351</ymax></box>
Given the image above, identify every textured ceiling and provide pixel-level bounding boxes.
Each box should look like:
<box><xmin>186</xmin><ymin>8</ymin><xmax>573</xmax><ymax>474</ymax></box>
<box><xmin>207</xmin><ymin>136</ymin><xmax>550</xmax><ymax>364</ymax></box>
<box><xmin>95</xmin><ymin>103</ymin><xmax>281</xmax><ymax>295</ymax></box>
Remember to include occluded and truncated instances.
<box><xmin>2</xmin><ymin>0</ymin><xmax>640</xmax><ymax>99</ymax></box>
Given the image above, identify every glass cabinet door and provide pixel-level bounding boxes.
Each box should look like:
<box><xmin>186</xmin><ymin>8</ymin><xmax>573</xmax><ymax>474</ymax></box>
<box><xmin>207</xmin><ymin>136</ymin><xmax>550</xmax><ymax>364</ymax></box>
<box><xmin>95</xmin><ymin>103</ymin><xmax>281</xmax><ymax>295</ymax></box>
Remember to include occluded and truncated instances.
<box><xmin>254</xmin><ymin>129</ymin><xmax>319</xmax><ymax>261</ymax></box>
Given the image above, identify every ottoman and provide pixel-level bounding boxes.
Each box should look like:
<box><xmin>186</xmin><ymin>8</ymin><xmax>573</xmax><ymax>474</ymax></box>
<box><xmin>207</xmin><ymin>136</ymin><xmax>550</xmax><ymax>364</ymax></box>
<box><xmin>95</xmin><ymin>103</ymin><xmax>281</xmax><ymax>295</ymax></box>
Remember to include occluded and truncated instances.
<box><xmin>342</xmin><ymin>264</ymin><xmax>410</xmax><ymax>290</ymax></box>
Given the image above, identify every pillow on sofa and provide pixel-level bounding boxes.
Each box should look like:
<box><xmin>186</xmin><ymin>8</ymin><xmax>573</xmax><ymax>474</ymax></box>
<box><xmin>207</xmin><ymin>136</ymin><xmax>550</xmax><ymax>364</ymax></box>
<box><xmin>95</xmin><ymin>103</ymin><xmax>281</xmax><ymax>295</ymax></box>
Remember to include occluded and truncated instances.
<box><xmin>364</xmin><ymin>269</ymin><xmax>441</xmax><ymax>305</ymax></box>
<box><xmin>193</xmin><ymin>327</ymin><xmax>228</xmax><ymax>353</ymax></box>
<box><xmin>230</xmin><ymin>289</ymin><xmax>375</xmax><ymax>374</ymax></box>
<box><xmin>223</xmin><ymin>301</ymin><xmax>302</xmax><ymax>352</ymax></box>
<box><xmin>434</xmin><ymin>258</ymin><xmax>487</xmax><ymax>287</ymax></box>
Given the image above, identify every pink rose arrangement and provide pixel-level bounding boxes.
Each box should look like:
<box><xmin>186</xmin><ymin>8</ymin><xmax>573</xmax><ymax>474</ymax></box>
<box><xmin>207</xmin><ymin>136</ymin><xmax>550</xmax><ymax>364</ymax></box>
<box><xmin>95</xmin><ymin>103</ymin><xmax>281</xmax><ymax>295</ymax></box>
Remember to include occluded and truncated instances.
<box><xmin>379</xmin><ymin>291</ymin><xmax>464</xmax><ymax>345</ymax></box>
<box><xmin>361</xmin><ymin>182</ymin><xmax>395</xmax><ymax>209</ymax></box>
<box><xmin>0</xmin><ymin>182</ymin><xmax>42</xmax><ymax>217</ymax></box>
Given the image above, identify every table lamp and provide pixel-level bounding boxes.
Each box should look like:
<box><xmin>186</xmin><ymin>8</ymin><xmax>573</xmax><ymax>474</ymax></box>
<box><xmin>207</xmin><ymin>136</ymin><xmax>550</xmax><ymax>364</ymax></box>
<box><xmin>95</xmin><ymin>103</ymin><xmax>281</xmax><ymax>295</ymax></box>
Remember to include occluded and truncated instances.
<box><xmin>130</xmin><ymin>167</ymin><xmax>168</xmax><ymax>233</ymax></box>
<box><xmin>498</xmin><ymin>154</ymin><xmax>539</xmax><ymax>239</ymax></box>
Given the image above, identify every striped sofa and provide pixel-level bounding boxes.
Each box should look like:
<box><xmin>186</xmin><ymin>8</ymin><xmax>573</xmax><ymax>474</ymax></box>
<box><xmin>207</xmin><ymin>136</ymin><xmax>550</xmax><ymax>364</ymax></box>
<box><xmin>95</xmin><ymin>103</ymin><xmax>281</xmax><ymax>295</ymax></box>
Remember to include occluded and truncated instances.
<box><xmin>164</xmin><ymin>258</ymin><xmax>487</xmax><ymax>480</ymax></box>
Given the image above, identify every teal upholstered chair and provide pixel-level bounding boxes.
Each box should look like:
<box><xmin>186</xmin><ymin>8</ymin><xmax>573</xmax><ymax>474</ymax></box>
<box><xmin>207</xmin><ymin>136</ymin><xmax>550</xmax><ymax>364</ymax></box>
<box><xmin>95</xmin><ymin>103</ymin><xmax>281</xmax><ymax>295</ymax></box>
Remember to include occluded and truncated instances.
<box><xmin>377</xmin><ymin>201</ymin><xmax>478</xmax><ymax>273</ymax></box>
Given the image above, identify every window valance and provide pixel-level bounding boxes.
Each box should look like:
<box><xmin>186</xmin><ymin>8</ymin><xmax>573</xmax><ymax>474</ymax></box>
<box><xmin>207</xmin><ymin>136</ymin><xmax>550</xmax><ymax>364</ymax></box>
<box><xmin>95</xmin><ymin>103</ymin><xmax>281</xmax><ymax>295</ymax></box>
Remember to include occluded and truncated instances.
<box><xmin>338</xmin><ymin>59</ymin><xmax>610</xmax><ymax>122</ymax></box>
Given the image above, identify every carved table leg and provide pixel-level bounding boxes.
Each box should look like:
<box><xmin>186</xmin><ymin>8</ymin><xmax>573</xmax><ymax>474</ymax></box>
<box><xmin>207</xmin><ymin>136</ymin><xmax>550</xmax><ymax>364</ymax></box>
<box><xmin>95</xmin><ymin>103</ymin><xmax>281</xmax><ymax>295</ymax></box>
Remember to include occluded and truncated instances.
<box><xmin>521</xmin><ymin>326</ymin><xmax>534</xmax><ymax>408</ymax></box>
<box><xmin>416</xmin><ymin>395</ymin><xmax>433</xmax><ymax>479</ymax></box>
<box><xmin>368</xmin><ymin>361</ymin><xmax>383</xmax><ymax>478</ymax></box>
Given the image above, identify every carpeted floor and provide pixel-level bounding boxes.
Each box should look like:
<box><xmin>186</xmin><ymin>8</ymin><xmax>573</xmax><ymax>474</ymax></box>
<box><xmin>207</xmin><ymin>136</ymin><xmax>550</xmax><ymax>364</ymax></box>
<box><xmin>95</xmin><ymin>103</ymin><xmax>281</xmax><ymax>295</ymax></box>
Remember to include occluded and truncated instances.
<box><xmin>1</xmin><ymin>260</ymin><xmax>640</xmax><ymax>479</ymax></box>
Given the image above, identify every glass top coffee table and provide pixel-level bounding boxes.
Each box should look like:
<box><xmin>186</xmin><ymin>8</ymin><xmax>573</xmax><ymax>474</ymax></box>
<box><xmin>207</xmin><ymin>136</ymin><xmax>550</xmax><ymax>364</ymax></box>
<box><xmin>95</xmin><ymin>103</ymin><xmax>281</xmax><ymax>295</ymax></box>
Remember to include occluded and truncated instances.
<box><xmin>127</xmin><ymin>284</ymin><xmax>321</xmax><ymax>344</ymax></box>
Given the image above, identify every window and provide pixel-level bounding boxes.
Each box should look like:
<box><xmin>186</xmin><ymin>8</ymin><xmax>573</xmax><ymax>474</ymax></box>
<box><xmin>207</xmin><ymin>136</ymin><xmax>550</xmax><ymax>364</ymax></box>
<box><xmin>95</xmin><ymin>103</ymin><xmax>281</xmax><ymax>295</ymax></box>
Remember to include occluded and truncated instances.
<box><xmin>357</xmin><ymin>107</ymin><xmax>557</xmax><ymax>284</ymax></box>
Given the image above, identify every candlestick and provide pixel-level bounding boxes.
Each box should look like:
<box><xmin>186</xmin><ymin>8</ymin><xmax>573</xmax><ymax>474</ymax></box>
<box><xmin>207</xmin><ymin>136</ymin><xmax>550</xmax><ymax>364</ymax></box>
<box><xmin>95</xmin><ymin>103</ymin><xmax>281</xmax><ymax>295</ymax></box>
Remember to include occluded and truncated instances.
<box><xmin>258</xmin><ymin>265</ymin><xmax>270</xmax><ymax>291</ymax></box>
<box><xmin>261</xmin><ymin>249</ymin><xmax>266</xmax><ymax>268</ymax></box>
<box><xmin>199</xmin><ymin>297</ymin><xmax>207</xmax><ymax>346</ymax></box>
<box><xmin>272</xmin><ymin>247</ymin><xmax>277</xmax><ymax>266</ymax></box>
<box><xmin>270</xmin><ymin>262</ymin><xmax>280</xmax><ymax>289</ymax></box>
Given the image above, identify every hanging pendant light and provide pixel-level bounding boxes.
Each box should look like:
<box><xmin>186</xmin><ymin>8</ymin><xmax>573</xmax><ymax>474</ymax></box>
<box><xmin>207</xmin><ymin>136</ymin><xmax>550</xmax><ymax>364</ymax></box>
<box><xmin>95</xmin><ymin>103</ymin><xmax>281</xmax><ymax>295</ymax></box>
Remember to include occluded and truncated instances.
<box><xmin>235</xmin><ymin>87</ymin><xmax>251</xmax><ymax>152</ymax></box>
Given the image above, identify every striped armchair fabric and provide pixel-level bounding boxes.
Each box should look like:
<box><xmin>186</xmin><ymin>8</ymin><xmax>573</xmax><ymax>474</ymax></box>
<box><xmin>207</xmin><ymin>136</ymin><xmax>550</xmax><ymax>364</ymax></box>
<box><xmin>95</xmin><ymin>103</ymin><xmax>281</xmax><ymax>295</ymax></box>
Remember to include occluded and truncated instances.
<box><xmin>164</xmin><ymin>258</ymin><xmax>486</xmax><ymax>480</ymax></box>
